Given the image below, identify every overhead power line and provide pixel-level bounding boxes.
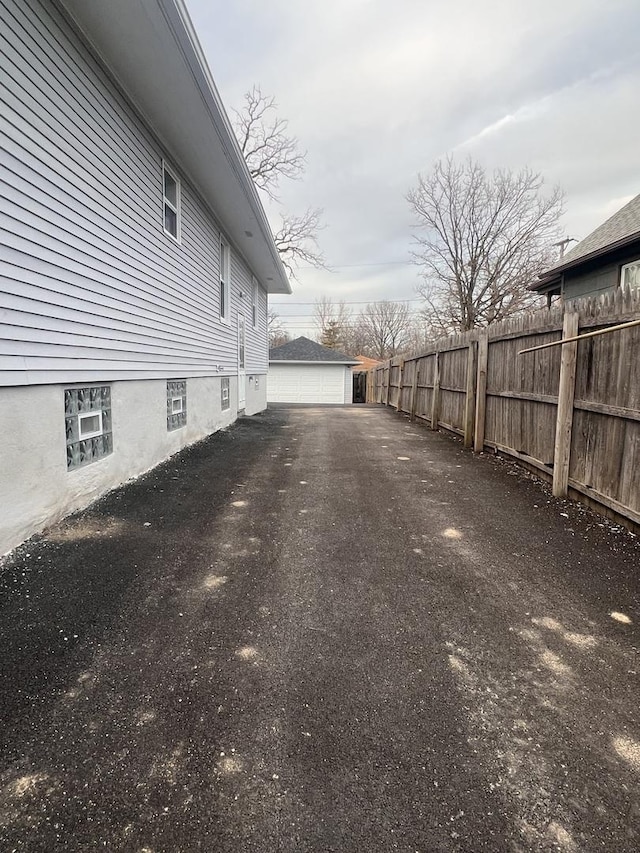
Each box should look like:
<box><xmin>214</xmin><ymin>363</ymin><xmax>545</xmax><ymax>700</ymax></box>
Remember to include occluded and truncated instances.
<box><xmin>297</xmin><ymin>260</ymin><xmax>414</xmax><ymax>270</ymax></box>
<box><xmin>276</xmin><ymin>312</ymin><xmax>426</xmax><ymax>322</ymax></box>
<box><xmin>277</xmin><ymin>316</ymin><xmax>427</xmax><ymax>329</ymax></box>
<box><xmin>270</xmin><ymin>297</ymin><xmax>422</xmax><ymax>306</ymax></box>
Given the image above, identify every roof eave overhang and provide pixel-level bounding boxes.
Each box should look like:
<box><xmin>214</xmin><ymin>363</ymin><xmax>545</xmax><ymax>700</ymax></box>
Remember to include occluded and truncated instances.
<box><xmin>269</xmin><ymin>360</ymin><xmax>360</xmax><ymax>366</ymax></box>
<box><xmin>58</xmin><ymin>0</ymin><xmax>291</xmax><ymax>295</ymax></box>
<box><xmin>530</xmin><ymin>275</ymin><xmax>562</xmax><ymax>294</ymax></box>
<box><xmin>537</xmin><ymin>230</ymin><xmax>640</xmax><ymax>286</ymax></box>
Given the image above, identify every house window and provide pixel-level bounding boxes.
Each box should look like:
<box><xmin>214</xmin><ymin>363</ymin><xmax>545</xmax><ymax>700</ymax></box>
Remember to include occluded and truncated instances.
<box><xmin>163</xmin><ymin>162</ymin><xmax>180</xmax><ymax>241</ymax></box>
<box><xmin>252</xmin><ymin>276</ymin><xmax>258</xmax><ymax>328</ymax></box>
<box><xmin>238</xmin><ymin>314</ymin><xmax>245</xmax><ymax>369</ymax></box>
<box><xmin>167</xmin><ymin>380</ymin><xmax>187</xmax><ymax>430</ymax></box>
<box><xmin>620</xmin><ymin>260</ymin><xmax>640</xmax><ymax>289</ymax></box>
<box><xmin>221</xmin><ymin>377</ymin><xmax>230</xmax><ymax>410</ymax></box>
<box><xmin>220</xmin><ymin>239</ymin><xmax>230</xmax><ymax>321</ymax></box>
<box><xmin>65</xmin><ymin>386</ymin><xmax>112</xmax><ymax>470</ymax></box>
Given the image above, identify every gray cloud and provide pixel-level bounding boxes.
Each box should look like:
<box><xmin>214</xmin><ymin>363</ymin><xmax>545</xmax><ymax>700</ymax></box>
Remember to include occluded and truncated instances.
<box><xmin>186</xmin><ymin>0</ymin><xmax>640</xmax><ymax>333</ymax></box>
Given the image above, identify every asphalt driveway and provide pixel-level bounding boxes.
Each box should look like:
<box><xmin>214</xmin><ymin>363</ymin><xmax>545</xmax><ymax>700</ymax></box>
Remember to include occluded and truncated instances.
<box><xmin>0</xmin><ymin>405</ymin><xmax>639</xmax><ymax>852</ymax></box>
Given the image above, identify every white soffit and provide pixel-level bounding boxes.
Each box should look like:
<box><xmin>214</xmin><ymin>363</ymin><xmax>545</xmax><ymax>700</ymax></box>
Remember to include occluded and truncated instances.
<box><xmin>58</xmin><ymin>0</ymin><xmax>291</xmax><ymax>295</ymax></box>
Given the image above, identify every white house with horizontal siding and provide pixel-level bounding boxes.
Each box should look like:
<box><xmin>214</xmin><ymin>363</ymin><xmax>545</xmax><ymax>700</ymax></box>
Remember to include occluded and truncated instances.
<box><xmin>0</xmin><ymin>0</ymin><xmax>290</xmax><ymax>555</ymax></box>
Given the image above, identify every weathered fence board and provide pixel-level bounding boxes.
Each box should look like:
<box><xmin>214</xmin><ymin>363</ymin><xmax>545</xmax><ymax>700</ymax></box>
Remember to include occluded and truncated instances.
<box><xmin>367</xmin><ymin>287</ymin><xmax>640</xmax><ymax>529</ymax></box>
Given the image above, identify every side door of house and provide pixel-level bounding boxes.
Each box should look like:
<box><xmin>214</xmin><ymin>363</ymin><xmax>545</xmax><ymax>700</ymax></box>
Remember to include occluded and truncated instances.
<box><xmin>237</xmin><ymin>313</ymin><xmax>246</xmax><ymax>411</ymax></box>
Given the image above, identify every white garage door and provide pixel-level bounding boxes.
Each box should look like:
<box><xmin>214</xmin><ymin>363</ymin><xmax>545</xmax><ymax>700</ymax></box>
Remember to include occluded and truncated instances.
<box><xmin>268</xmin><ymin>363</ymin><xmax>346</xmax><ymax>404</ymax></box>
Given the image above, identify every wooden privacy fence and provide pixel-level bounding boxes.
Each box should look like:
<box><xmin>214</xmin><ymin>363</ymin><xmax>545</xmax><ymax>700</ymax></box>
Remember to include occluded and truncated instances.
<box><xmin>367</xmin><ymin>287</ymin><xmax>640</xmax><ymax>528</ymax></box>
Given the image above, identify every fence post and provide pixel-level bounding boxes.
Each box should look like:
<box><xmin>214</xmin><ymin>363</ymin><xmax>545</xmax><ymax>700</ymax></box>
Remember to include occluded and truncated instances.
<box><xmin>410</xmin><ymin>361</ymin><xmax>420</xmax><ymax>422</ymax></box>
<box><xmin>385</xmin><ymin>364</ymin><xmax>391</xmax><ymax>407</ymax></box>
<box><xmin>553</xmin><ymin>310</ymin><xmax>579</xmax><ymax>497</ymax></box>
<box><xmin>430</xmin><ymin>352</ymin><xmax>440</xmax><ymax>430</ymax></box>
<box><xmin>396</xmin><ymin>359</ymin><xmax>405</xmax><ymax>411</ymax></box>
<box><xmin>464</xmin><ymin>341</ymin><xmax>478</xmax><ymax>448</ymax></box>
<box><xmin>474</xmin><ymin>331</ymin><xmax>489</xmax><ymax>452</ymax></box>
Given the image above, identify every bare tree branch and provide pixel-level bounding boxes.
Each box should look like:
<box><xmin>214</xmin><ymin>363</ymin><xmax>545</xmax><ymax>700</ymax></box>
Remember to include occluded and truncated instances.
<box><xmin>274</xmin><ymin>208</ymin><xmax>327</xmax><ymax>279</ymax></box>
<box><xmin>232</xmin><ymin>86</ymin><xmax>327</xmax><ymax>279</ymax></box>
<box><xmin>313</xmin><ymin>296</ymin><xmax>351</xmax><ymax>348</ymax></box>
<box><xmin>232</xmin><ymin>85</ymin><xmax>306</xmax><ymax>201</ymax></box>
<box><xmin>357</xmin><ymin>301</ymin><xmax>413</xmax><ymax>359</ymax></box>
<box><xmin>267</xmin><ymin>309</ymin><xmax>290</xmax><ymax>348</ymax></box>
<box><xmin>407</xmin><ymin>156</ymin><xmax>564</xmax><ymax>332</ymax></box>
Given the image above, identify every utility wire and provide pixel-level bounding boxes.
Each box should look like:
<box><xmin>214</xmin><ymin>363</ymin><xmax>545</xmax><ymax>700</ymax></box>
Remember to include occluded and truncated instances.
<box><xmin>296</xmin><ymin>260</ymin><xmax>414</xmax><ymax>270</ymax></box>
<box><xmin>269</xmin><ymin>297</ymin><xmax>422</xmax><ymax>306</ymax></box>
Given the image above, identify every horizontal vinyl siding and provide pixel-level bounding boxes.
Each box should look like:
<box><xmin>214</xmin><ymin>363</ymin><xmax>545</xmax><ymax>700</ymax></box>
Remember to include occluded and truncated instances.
<box><xmin>0</xmin><ymin>0</ymin><xmax>266</xmax><ymax>385</ymax></box>
<box><xmin>231</xmin><ymin>251</ymin><xmax>268</xmax><ymax>373</ymax></box>
<box><xmin>562</xmin><ymin>247</ymin><xmax>640</xmax><ymax>301</ymax></box>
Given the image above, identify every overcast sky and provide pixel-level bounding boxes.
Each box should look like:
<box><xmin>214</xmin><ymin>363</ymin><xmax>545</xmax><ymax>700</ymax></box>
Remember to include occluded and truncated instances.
<box><xmin>185</xmin><ymin>0</ymin><xmax>640</xmax><ymax>337</ymax></box>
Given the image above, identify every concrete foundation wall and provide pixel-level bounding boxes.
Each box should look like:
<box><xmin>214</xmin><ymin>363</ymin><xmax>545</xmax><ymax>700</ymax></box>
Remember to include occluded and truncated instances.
<box><xmin>0</xmin><ymin>374</ymin><xmax>266</xmax><ymax>555</ymax></box>
<box><xmin>244</xmin><ymin>373</ymin><xmax>267</xmax><ymax>416</ymax></box>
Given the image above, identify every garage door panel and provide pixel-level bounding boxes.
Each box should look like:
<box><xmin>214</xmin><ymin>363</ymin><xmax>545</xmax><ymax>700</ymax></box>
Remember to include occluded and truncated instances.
<box><xmin>267</xmin><ymin>364</ymin><xmax>346</xmax><ymax>403</ymax></box>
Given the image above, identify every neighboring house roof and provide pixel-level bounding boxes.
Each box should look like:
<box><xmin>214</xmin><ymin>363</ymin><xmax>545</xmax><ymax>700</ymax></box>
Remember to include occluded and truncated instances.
<box><xmin>269</xmin><ymin>337</ymin><xmax>359</xmax><ymax>364</ymax></box>
<box><xmin>534</xmin><ymin>192</ymin><xmax>640</xmax><ymax>292</ymax></box>
<box><xmin>59</xmin><ymin>0</ymin><xmax>290</xmax><ymax>295</ymax></box>
<box><xmin>352</xmin><ymin>355</ymin><xmax>382</xmax><ymax>371</ymax></box>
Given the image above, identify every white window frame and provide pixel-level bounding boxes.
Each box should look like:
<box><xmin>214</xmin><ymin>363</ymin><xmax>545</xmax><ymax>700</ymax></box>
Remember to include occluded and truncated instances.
<box><xmin>620</xmin><ymin>260</ymin><xmax>640</xmax><ymax>289</ymax></box>
<box><xmin>162</xmin><ymin>160</ymin><xmax>181</xmax><ymax>243</ymax></box>
<box><xmin>171</xmin><ymin>396</ymin><xmax>184</xmax><ymax>415</ymax></box>
<box><xmin>220</xmin><ymin>238</ymin><xmax>231</xmax><ymax>323</ymax></box>
<box><xmin>251</xmin><ymin>276</ymin><xmax>258</xmax><ymax>328</ymax></box>
<box><xmin>78</xmin><ymin>410</ymin><xmax>104</xmax><ymax>440</ymax></box>
<box><xmin>238</xmin><ymin>312</ymin><xmax>246</xmax><ymax>369</ymax></box>
<box><xmin>221</xmin><ymin>377</ymin><xmax>230</xmax><ymax>410</ymax></box>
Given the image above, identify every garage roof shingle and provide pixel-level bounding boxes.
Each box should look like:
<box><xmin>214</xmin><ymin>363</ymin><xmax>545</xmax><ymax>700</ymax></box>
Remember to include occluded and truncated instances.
<box><xmin>269</xmin><ymin>336</ymin><xmax>359</xmax><ymax>364</ymax></box>
<box><xmin>546</xmin><ymin>192</ymin><xmax>640</xmax><ymax>275</ymax></box>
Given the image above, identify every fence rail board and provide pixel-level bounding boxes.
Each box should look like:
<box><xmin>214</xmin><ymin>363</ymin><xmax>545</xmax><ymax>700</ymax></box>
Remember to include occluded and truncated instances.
<box><xmin>367</xmin><ymin>286</ymin><xmax>640</xmax><ymax>529</ymax></box>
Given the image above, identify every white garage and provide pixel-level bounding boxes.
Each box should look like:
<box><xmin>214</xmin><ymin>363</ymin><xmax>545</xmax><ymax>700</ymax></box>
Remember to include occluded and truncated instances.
<box><xmin>268</xmin><ymin>337</ymin><xmax>359</xmax><ymax>404</ymax></box>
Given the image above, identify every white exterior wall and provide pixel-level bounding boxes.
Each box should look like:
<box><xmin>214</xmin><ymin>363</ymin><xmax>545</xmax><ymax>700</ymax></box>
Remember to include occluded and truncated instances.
<box><xmin>267</xmin><ymin>363</ymin><xmax>353</xmax><ymax>404</ymax></box>
<box><xmin>0</xmin><ymin>377</ymin><xmax>238</xmax><ymax>555</ymax></box>
<box><xmin>343</xmin><ymin>366</ymin><xmax>353</xmax><ymax>404</ymax></box>
<box><xmin>0</xmin><ymin>0</ymin><xmax>269</xmax><ymax>383</ymax></box>
<box><xmin>0</xmin><ymin>0</ymin><xmax>275</xmax><ymax>553</ymax></box>
<box><xmin>244</xmin><ymin>373</ymin><xmax>268</xmax><ymax>417</ymax></box>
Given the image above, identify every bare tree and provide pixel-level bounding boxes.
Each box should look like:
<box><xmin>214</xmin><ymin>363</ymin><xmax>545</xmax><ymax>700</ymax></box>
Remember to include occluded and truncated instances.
<box><xmin>407</xmin><ymin>157</ymin><xmax>564</xmax><ymax>333</ymax></box>
<box><xmin>267</xmin><ymin>309</ymin><xmax>290</xmax><ymax>348</ymax></box>
<box><xmin>313</xmin><ymin>296</ymin><xmax>351</xmax><ymax>348</ymax></box>
<box><xmin>319</xmin><ymin>320</ymin><xmax>343</xmax><ymax>349</ymax></box>
<box><xmin>274</xmin><ymin>209</ymin><xmax>326</xmax><ymax>278</ymax></box>
<box><xmin>233</xmin><ymin>86</ymin><xmax>305</xmax><ymax>201</ymax></box>
<box><xmin>400</xmin><ymin>319</ymin><xmax>437</xmax><ymax>357</ymax></box>
<box><xmin>358</xmin><ymin>301</ymin><xmax>413</xmax><ymax>359</ymax></box>
<box><xmin>232</xmin><ymin>86</ymin><xmax>326</xmax><ymax>279</ymax></box>
<box><xmin>313</xmin><ymin>295</ymin><xmax>335</xmax><ymax>336</ymax></box>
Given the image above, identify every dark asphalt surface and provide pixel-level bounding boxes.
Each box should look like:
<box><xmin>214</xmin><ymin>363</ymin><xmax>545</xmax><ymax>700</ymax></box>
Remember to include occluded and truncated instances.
<box><xmin>0</xmin><ymin>405</ymin><xmax>639</xmax><ymax>852</ymax></box>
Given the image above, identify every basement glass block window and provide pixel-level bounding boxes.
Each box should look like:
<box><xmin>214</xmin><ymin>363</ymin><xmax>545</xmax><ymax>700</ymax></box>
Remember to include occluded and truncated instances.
<box><xmin>167</xmin><ymin>380</ymin><xmax>187</xmax><ymax>430</ymax></box>
<box><xmin>65</xmin><ymin>386</ymin><xmax>112</xmax><ymax>470</ymax></box>
<box><xmin>221</xmin><ymin>377</ymin><xmax>230</xmax><ymax>410</ymax></box>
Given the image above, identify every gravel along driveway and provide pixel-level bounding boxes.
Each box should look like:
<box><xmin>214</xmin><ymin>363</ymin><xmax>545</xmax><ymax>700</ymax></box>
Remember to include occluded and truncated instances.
<box><xmin>0</xmin><ymin>405</ymin><xmax>638</xmax><ymax>852</ymax></box>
